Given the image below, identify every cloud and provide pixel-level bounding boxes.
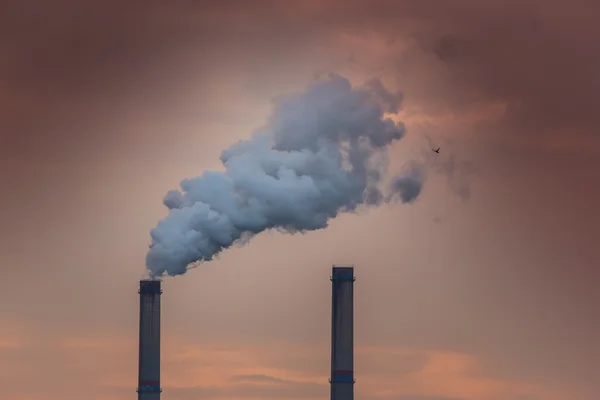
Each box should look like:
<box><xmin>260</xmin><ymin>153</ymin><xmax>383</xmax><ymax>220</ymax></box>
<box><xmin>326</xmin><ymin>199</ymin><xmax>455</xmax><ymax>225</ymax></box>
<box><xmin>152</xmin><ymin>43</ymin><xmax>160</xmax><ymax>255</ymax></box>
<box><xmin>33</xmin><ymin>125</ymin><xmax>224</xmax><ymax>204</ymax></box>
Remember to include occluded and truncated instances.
<box><xmin>4</xmin><ymin>0</ymin><xmax>598</xmax><ymax>135</ymax></box>
<box><xmin>394</xmin><ymin>397</ymin><xmax>465</xmax><ymax>400</ymax></box>
<box><xmin>229</xmin><ymin>374</ymin><xmax>292</xmax><ymax>384</ymax></box>
<box><xmin>166</xmin><ymin>380</ymin><xmax>326</xmax><ymax>400</ymax></box>
<box><xmin>356</xmin><ymin>346</ymin><xmax>429</xmax><ymax>378</ymax></box>
<box><xmin>2</xmin><ymin>0</ymin><xmax>597</xmax><ymax>179</ymax></box>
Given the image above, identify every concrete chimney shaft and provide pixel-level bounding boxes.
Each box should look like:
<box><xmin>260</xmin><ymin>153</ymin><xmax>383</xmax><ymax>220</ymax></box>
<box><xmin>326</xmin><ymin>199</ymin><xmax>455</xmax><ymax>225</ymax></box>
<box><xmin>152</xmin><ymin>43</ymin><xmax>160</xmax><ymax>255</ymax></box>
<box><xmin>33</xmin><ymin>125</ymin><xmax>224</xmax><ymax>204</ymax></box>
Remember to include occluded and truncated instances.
<box><xmin>138</xmin><ymin>280</ymin><xmax>162</xmax><ymax>400</ymax></box>
<box><xmin>330</xmin><ymin>266</ymin><xmax>355</xmax><ymax>400</ymax></box>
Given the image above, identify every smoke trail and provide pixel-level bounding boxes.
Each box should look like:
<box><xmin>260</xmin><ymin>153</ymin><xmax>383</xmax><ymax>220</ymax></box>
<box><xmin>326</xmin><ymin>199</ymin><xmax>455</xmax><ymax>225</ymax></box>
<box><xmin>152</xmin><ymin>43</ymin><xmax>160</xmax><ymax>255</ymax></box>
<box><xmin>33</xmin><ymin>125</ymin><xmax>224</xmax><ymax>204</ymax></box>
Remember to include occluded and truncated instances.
<box><xmin>146</xmin><ymin>74</ymin><xmax>424</xmax><ymax>277</ymax></box>
<box><xmin>423</xmin><ymin>133</ymin><xmax>477</xmax><ymax>202</ymax></box>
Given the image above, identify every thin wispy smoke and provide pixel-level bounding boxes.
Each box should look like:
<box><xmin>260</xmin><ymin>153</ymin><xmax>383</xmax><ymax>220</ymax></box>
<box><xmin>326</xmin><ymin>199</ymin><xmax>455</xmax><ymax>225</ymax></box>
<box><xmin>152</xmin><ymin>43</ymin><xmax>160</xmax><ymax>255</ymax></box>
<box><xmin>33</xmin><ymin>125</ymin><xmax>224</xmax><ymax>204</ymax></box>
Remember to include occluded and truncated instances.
<box><xmin>388</xmin><ymin>162</ymin><xmax>426</xmax><ymax>203</ymax></box>
<box><xmin>146</xmin><ymin>74</ymin><xmax>425</xmax><ymax>277</ymax></box>
<box><xmin>423</xmin><ymin>134</ymin><xmax>476</xmax><ymax>202</ymax></box>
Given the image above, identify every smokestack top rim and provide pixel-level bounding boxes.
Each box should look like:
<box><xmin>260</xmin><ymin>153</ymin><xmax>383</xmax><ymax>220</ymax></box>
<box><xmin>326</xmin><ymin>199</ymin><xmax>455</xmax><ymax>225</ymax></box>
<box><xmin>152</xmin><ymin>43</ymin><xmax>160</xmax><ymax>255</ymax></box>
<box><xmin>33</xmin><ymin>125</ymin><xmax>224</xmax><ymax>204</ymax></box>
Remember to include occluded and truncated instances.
<box><xmin>139</xmin><ymin>279</ymin><xmax>162</xmax><ymax>294</ymax></box>
<box><xmin>332</xmin><ymin>265</ymin><xmax>354</xmax><ymax>274</ymax></box>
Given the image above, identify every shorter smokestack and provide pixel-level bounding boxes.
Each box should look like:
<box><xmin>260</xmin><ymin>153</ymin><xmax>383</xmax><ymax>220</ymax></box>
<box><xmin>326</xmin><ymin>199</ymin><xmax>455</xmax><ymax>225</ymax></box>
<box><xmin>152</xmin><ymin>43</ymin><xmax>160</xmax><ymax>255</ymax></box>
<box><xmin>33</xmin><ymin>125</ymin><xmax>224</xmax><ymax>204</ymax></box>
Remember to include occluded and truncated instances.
<box><xmin>137</xmin><ymin>280</ymin><xmax>162</xmax><ymax>400</ymax></box>
<box><xmin>330</xmin><ymin>265</ymin><xmax>355</xmax><ymax>400</ymax></box>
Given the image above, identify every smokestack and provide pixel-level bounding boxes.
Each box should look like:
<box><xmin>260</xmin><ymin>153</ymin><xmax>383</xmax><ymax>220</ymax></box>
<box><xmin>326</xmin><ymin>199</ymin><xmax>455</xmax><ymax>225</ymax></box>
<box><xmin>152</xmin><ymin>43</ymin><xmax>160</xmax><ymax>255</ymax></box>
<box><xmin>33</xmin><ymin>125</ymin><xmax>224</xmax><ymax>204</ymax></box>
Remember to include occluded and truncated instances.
<box><xmin>330</xmin><ymin>265</ymin><xmax>355</xmax><ymax>400</ymax></box>
<box><xmin>137</xmin><ymin>280</ymin><xmax>162</xmax><ymax>399</ymax></box>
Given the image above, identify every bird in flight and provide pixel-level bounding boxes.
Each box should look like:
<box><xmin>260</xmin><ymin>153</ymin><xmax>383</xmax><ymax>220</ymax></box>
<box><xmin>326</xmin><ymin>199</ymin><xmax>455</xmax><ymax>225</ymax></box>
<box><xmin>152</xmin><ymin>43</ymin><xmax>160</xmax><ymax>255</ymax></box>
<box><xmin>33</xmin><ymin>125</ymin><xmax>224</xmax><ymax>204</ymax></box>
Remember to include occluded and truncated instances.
<box><xmin>432</xmin><ymin>147</ymin><xmax>440</xmax><ymax>153</ymax></box>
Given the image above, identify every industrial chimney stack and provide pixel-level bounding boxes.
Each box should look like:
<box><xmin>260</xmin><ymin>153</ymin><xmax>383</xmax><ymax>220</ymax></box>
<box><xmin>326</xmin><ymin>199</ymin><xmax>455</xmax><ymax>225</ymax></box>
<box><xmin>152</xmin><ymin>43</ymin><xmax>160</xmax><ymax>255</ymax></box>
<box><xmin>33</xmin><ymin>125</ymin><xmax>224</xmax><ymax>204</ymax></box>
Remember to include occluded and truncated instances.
<box><xmin>137</xmin><ymin>280</ymin><xmax>162</xmax><ymax>399</ymax></box>
<box><xmin>330</xmin><ymin>265</ymin><xmax>355</xmax><ymax>400</ymax></box>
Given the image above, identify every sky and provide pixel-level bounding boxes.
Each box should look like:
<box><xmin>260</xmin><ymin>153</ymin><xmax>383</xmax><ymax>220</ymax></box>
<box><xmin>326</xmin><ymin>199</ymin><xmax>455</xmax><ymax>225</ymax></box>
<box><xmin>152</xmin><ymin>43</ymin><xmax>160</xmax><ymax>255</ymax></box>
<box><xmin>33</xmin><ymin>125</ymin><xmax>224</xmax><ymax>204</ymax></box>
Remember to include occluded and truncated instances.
<box><xmin>1</xmin><ymin>0</ymin><xmax>599</xmax><ymax>399</ymax></box>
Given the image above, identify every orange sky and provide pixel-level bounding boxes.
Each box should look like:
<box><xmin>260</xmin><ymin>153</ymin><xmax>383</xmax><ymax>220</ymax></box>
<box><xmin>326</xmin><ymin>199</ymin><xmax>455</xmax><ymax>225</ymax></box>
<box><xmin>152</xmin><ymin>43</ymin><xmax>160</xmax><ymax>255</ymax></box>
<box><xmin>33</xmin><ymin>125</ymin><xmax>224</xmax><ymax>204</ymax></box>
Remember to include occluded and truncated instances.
<box><xmin>1</xmin><ymin>1</ymin><xmax>599</xmax><ymax>400</ymax></box>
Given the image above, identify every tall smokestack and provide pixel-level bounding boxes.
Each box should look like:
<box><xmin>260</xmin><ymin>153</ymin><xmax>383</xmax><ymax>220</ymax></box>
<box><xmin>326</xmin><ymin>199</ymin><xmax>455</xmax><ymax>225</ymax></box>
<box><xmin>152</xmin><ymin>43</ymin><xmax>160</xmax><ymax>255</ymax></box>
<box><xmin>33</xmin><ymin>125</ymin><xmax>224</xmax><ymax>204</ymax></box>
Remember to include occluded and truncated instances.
<box><xmin>330</xmin><ymin>265</ymin><xmax>355</xmax><ymax>400</ymax></box>
<box><xmin>137</xmin><ymin>280</ymin><xmax>162</xmax><ymax>399</ymax></box>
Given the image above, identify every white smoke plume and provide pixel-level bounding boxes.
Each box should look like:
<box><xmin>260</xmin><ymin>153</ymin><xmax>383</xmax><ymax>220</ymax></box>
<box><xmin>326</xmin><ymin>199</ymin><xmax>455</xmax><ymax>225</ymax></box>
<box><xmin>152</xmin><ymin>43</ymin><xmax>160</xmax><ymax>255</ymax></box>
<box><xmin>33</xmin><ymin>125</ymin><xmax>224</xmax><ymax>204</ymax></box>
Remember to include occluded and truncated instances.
<box><xmin>146</xmin><ymin>74</ymin><xmax>425</xmax><ymax>277</ymax></box>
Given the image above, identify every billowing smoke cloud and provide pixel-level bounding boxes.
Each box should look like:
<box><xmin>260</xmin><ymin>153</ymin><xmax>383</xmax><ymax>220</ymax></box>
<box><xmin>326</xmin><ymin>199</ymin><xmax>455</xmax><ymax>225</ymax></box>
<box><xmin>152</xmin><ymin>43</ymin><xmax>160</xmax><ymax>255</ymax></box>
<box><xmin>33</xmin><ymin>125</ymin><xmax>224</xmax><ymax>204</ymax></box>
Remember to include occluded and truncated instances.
<box><xmin>146</xmin><ymin>74</ymin><xmax>424</xmax><ymax>277</ymax></box>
